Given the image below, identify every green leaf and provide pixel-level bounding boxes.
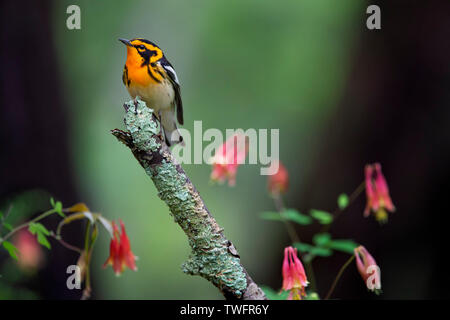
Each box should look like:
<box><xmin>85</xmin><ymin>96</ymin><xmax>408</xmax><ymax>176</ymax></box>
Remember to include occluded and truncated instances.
<box><xmin>293</xmin><ymin>240</ymin><xmax>333</xmax><ymax>256</ymax></box>
<box><xmin>2</xmin><ymin>241</ymin><xmax>19</xmax><ymax>260</ymax></box>
<box><xmin>36</xmin><ymin>232</ymin><xmax>51</xmax><ymax>249</ymax></box>
<box><xmin>50</xmin><ymin>197</ymin><xmax>64</xmax><ymax>217</ymax></box>
<box><xmin>310</xmin><ymin>246</ymin><xmax>333</xmax><ymax>257</ymax></box>
<box><xmin>295</xmin><ymin>234</ymin><xmax>334</xmax><ymax>257</ymax></box>
<box><xmin>338</xmin><ymin>193</ymin><xmax>349</xmax><ymax>210</ymax></box>
<box><xmin>293</xmin><ymin>242</ymin><xmax>315</xmax><ymax>253</ymax></box>
<box><xmin>281</xmin><ymin>209</ymin><xmax>313</xmax><ymax>225</ymax></box>
<box><xmin>55</xmin><ymin>202</ymin><xmax>64</xmax><ymax>216</ymax></box>
<box><xmin>260</xmin><ymin>209</ymin><xmax>312</xmax><ymax>226</ymax></box>
<box><xmin>29</xmin><ymin>223</ymin><xmax>51</xmax><ymax>249</ymax></box>
<box><xmin>259</xmin><ymin>211</ymin><xmax>283</xmax><ymax>221</ymax></box>
<box><xmin>312</xmin><ymin>233</ymin><xmax>331</xmax><ymax>246</ymax></box>
<box><xmin>28</xmin><ymin>222</ymin><xmax>50</xmax><ymax>236</ymax></box>
<box><xmin>55</xmin><ymin>202</ymin><xmax>64</xmax><ymax>217</ymax></box>
<box><xmin>329</xmin><ymin>239</ymin><xmax>359</xmax><ymax>254</ymax></box>
<box><xmin>2</xmin><ymin>223</ymin><xmax>13</xmax><ymax>231</ymax></box>
<box><xmin>260</xmin><ymin>286</ymin><xmax>289</xmax><ymax>300</ymax></box>
<box><xmin>310</xmin><ymin>209</ymin><xmax>333</xmax><ymax>224</ymax></box>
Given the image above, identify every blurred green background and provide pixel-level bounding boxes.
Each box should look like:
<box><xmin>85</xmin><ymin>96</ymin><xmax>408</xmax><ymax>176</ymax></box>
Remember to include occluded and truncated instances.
<box><xmin>51</xmin><ymin>0</ymin><xmax>361</xmax><ymax>299</ymax></box>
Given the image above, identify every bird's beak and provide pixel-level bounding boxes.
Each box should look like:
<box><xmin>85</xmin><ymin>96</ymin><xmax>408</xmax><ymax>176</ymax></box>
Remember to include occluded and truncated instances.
<box><xmin>119</xmin><ymin>38</ymin><xmax>133</xmax><ymax>47</ymax></box>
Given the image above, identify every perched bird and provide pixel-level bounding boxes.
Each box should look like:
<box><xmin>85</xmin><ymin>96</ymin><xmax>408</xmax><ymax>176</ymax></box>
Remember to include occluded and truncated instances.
<box><xmin>119</xmin><ymin>38</ymin><xmax>183</xmax><ymax>146</ymax></box>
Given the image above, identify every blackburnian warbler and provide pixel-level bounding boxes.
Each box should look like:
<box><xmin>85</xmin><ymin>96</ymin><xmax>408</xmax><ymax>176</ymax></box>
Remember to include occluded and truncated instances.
<box><xmin>119</xmin><ymin>38</ymin><xmax>184</xmax><ymax>146</ymax></box>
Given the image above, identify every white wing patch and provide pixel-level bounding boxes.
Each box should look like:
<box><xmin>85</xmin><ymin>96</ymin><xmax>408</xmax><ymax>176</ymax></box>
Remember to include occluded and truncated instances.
<box><xmin>162</xmin><ymin>64</ymin><xmax>180</xmax><ymax>85</ymax></box>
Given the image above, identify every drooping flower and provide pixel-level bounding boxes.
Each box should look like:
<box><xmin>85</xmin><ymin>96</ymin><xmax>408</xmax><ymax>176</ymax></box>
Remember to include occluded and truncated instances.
<box><xmin>354</xmin><ymin>245</ymin><xmax>381</xmax><ymax>294</ymax></box>
<box><xmin>14</xmin><ymin>229</ymin><xmax>44</xmax><ymax>271</ymax></box>
<box><xmin>103</xmin><ymin>220</ymin><xmax>137</xmax><ymax>275</ymax></box>
<box><xmin>103</xmin><ymin>221</ymin><xmax>121</xmax><ymax>274</ymax></box>
<box><xmin>282</xmin><ymin>246</ymin><xmax>308</xmax><ymax>300</ymax></box>
<box><xmin>210</xmin><ymin>134</ymin><xmax>248</xmax><ymax>186</ymax></box>
<box><xmin>364</xmin><ymin>163</ymin><xmax>395</xmax><ymax>223</ymax></box>
<box><xmin>268</xmin><ymin>161</ymin><xmax>289</xmax><ymax>196</ymax></box>
<box><xmin>118</xmin><ymin>220</ymin><xmax>137</xmax><ymax>272</ymax></box>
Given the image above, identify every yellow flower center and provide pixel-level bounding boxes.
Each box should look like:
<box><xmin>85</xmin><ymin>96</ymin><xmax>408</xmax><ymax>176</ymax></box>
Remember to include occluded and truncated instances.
<box><xmin>375</xmin><ymin>208</ymin><xmax>388</xmax><ymax>224</ymax></box>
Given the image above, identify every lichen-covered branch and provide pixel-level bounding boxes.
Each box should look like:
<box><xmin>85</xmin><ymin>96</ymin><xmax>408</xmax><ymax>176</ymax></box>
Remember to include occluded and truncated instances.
<box><xmin>111</xmin><ymin>98</ymin><xmax>266</xmax><ymax>300</ymax></box>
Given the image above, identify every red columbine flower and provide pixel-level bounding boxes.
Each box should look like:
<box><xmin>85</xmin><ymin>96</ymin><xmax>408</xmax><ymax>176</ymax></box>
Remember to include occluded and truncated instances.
<box><xmin>118</xmin><ymin>220</ymin><xmax>137</xmax><ymax>272</ymax></box>
<box><xmin>268</xmin><ymin>161</ymin><xmax>289</xmax><ymax>196</ymax></box>
<box><xmin>210</xmin><ymin>134</ymin><xmax>248</xmax><ymax>186</ymax></box>
<box><xmin>354</xmin><ymin>246</ymin><xmax>381</xmax><ymax>294</ymax></box>
<box><xmin>364</xmin><ymin>163</ymin><xmax>395</xmax><ymax>223</ymax></box>
<box><xmin>103</xmin><ymin>220</ymin><xmax>137</xmax><ymax>275</ymax></box>
<box><xmin>103</xmin><ymin>221</ymin><xmax>121</xmax><ymax>275</ymax></box>
<box><xmin>282</xmin><ymin>246</ymin><xmax>308</xmax><ymax>300</ymax></box>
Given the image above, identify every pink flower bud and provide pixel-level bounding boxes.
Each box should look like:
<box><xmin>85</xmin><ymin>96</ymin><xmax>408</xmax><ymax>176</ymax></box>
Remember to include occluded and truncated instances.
<box><xmin>210</xmin><ymin>134</ymin><xmax>248</xmax><ymax>186</ymax></box>
<box><xmin>268</xmin><ymin>161</ymin><xmax>289</xmax><ymax>196</ymax></box>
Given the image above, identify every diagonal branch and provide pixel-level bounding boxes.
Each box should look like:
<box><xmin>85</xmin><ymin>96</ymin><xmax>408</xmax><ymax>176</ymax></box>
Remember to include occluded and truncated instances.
<box><xmin>111</xmin><ymin>98</ymin><xmax>266</xmax><ymax>300</ymax></box>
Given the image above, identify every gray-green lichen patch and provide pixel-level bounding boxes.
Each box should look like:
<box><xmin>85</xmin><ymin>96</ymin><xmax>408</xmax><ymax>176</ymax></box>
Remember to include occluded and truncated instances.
<box><xmin>182</xmin><ymin>249</ymin><xmax>246</xmax><ymax>297</ymax></box>
<box><xmin>122</xmin><ymin>98</ymin><xmax>247</xmax><ymax>297</ymax></box>
<box><xmin>124</xmin><ymin>98</ymin><xmax>161</xmax><ymax>152</ymax></box>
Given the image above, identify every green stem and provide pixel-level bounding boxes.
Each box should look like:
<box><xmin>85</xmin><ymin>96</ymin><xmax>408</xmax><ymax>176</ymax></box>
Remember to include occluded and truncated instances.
<box><xmin>49</xmin><ymin>232</ymin><xmax>83</xmax><ymax>254</ymax></box>
<box><xmin>0</xmin><ymin>209</ymin><xmax>56</xmax><ymax>243</ymax></box>
<box><xmin>322</xmin><ymin>181</ymin><xmax>366</xmax><ymax>233</ymax></box>
<box><xmin>324</xmin><ymin>255</ymin><xmax>355</xmax><ymax>300</ymax></box>
<box><xmin>273</xmin><ymin>193</ymin><xmax>300</xmax><ymax>244</ymax></box>
<box><xmin>82</xmin><ymin>222</ymin><xmax>92</xmax><ymax>300</ymax></box>
<box><xmin>56</xmin><ymin>212</ymin><xmax>85</xmax><ymax>237</ymax></box>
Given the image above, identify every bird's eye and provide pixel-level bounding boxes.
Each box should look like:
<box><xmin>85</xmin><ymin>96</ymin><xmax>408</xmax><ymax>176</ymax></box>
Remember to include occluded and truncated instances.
<box><xmin>139</xmin><ymin>45</ymin><xmax>145</xmax><ymax>49</ymax></box>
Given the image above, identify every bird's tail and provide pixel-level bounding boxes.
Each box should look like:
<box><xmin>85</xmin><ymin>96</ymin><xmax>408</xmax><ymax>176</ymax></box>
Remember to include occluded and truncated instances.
<box><xmin>161</xmin><ymin>109</ymin><xmax>185</xmax><ymax>147</ymax></box>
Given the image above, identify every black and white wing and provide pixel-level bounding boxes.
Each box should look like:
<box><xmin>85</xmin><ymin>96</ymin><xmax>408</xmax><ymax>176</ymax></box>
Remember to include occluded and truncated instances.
<box><xmin>161</xmin><ymin>58</ymin><xmax>183</xmax><ymax>125</ymax></box>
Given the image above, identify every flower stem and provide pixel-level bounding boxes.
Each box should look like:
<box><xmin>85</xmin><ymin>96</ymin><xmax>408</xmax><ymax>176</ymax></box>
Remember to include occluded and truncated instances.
<box><xmin>273</xmin><ymin>193</ymin><xmax>300</xmax><ymax>243</ymax></box>
<box><xmin>49</xmin><ymin>232</ymin><xmax>83</xmax><ymax>254</ymax></box>
<box><xmin>322</xmin><ymin>181</ymin><xmax>366</xmax><ymax>233</ymax></box>
<box><xmin>324</xmin><ymin>254</ymin><xmax>355</xmax><ymax>300</ymax></box>
<box><xmin>82</xmin><ymin>221</ymin><xmax>92</xmax><ymax>300</ymax></box>
<box><xmin>0</xmin><ymin>208</ymin><xmax>56</xmax><ymax>243</ymax></box>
